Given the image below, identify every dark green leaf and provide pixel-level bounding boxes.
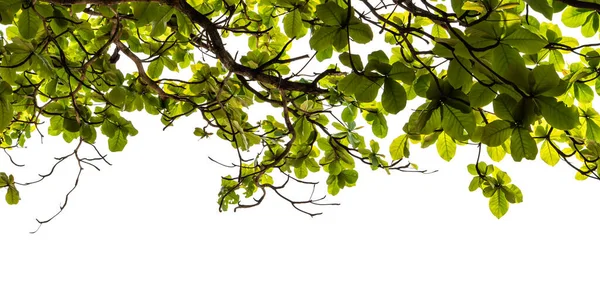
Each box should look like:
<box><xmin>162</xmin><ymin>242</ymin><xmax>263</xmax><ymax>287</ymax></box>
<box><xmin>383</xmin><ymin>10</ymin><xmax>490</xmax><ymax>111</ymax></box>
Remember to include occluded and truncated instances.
<box><xmin>442</xmin><ymin>104</ymin><xmax>475</xmax><ymax>140</ymax></box>
<box><xmin>482</xmin><ymin>120</ymin><xmax>513</xmax><ymax>147</ymax></box>
<box><xmin>511</xmin><ymin>127</ymin><xmax>538</xmax><ymax>161</ymax></box>
<box><xmin>535</xmin><ymin>96</ymin><xmax>579</xmax><ymax>130</ymax></box>
<box><xmin>381</xmin><ymin>78</ymin><xmax>407</xmax><ymax>114</ymax></box>
<box><xmin>18</xmin><ymin>9</ymin><xmax>41</xmax><ymax>39</ymax></box>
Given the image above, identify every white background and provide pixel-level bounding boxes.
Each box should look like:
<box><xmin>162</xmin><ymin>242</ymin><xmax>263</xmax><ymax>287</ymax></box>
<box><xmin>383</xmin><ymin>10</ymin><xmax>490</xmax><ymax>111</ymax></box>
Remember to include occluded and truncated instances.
<box><xmin>1</xmin><ymin>4</ymin><xmax>600</xmax><ymax>293</ymax></box>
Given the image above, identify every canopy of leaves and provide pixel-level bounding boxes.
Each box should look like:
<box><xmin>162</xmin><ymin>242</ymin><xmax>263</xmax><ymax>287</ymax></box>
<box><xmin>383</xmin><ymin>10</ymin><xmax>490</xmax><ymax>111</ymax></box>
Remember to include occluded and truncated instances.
<box><xmin>1</xmin><ymin>0</ymin><xmax>600</xmax><ymax>227</ymax></box>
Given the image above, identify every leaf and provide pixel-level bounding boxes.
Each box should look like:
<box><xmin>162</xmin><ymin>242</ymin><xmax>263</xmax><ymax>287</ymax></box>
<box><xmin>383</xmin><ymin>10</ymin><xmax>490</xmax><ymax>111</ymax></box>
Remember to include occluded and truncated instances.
<box><xmin>549</xmin><ymin>50</ymin><xmax>565</xmax><ymax>71</ymax></box>
<box><xmin>535</xmin><ymin>96</ymin><xmax>579</xmax><ymax>130</ymax></box>
<box><xmin>316</xmin><ymin>1</ymin><xmax>345</xmax><ymax>26</ymax></box>
<box><xmin>150</xmin><ymin>6</ymin><xmax>174</xmax><ymax>37</ymax></box>
<box><xmin>436</xmin><ymin>132</ymin><xmax>456</xmax><ymax>162</ymax></box>
<box><xmin>574</xmin><ymin>82</ymin><xmax>594</xmax><ymax>104</ymax></box>
<box><xmin>106</xmin><ymin>86</ymin><xmax>127</xmax><ymax>108</ymax></box>
<box><xmin>523</xmin><ymin>0</ymin><xmax>553</xmax><ymax>20</ymax></box>
<box><xmin>5</xmin><ymin>186</ymin><xmax>19</xmax><ymax>205</ymax></box>
<box><xmin>462</xmin><ymin>1</ymin><xmax>486</xmax><ymax>13</ymax></box>
<box><xmin>503</xmin><ymin>27</ymin><xmax>548</xmax><ymax>54</ymax></box>
<box><xmin>108</xmin><ymin>128</ymin><xmax>128</xmax><ymax>152</ymax></box>
<box><xmin>511</xmin><ymin>127</ymin><xmax>538</xmax><ymax>161</ymax></box>
<box><xmin>331</xmin><ymin>29</ymin><xmax>349</xmax><ymax>51</ymax></box>
<box><xmin>561</xmin><ymin>6</ymin><xmax>593</xmax><ymax>27</ymax></box>
<box><xmin>147</xmin><ymin>58</ymin><xmax>164</xmax><ymax>79</ymax></box>
<box><xmin>338</xmin><ymin>52</ymin><xmax>363</xmax><ymax>71</ymax></box>
<box><xmin>309</xmin><ymin>26</ymin><xmax>338</xmax><ymax>51</ymax></box>
<box><xmin>502</xmin><ymin>184</ymin><xmax>523</xmax><ymax>204</ymax></box>
<box><xmin>492</xmin><ymin>44</ymin><xmax>529</xmax><ymax>88</ymax></box>
<box><xmin>294</xmin><ymin>116</ymin><xmax>314</xmax><ymax>142</ymax></box>
<box><xmin>482</xmin><ymin>120</ymin><xmax>513</xmax><ymax>147</ymax></box>
<box><xmin>283</xmin><ymin>9</ymin><xmax>307</xmax><ymax>38</ymax></box>
<box><xmin>468</xmin><ymin>82</ymin><xmax>496</xmax><ymax>107</ymax></box>
<box><xmin>371</xmin><ymin>114</ymin><xmax>388</xmax><ymax>138</ymax></box>
<box><xmin>447</xmin><ymin>58</ymin><xmax>472</xmax><ymax>89</ymax></box>
<box><xmin>540</xmin><ymin>139</ymin><xmax>560</xmax><ymax>166</ymax></box>
<box><xmin>18</xmin><ymin>8</ymin><xmax>41</xmax><ymax>39</ymax></box>
<box><xmin>133</xmin><ymin>2</ymin><xmax>157</xmax><ymax>26</ymax></box>
<box><xmin>582</xmin><ymin>13</ymin><xmax>599</xmax><ymax>37</ymax></box>
<box><xmin>530</xmin><ymin>64</ymin><xmax>560</xmax><ymax>95</ymax></box>
<box><xmin>487</xmin><ymin>145</ymin><xmax>506</xmax><ymax>162</ymax></box>
<box><xmin>348</xmin><ymin>22</ymin><xmax>373</xmax><ymax>44</ymax></box>
<box><xmin>493</xmin><ymin>94</ymin><xmax>517</xmax><ymax>122</ymax></box>
<box><xmin>338</xmin><ymin>74</ymin><xmax>382</xmax><ymax>103</ymax></box>
<box><xmin>585</xmin><ymin>118</ymin><xmax>600</xmax><ymax>142</ymax></box>
<box><xmin>489</xmin><ymin>190</ymin><xmax>509</xmax><ymax>219</ymax></box>
<box><xmin>388</xmin><ymin>62</ymin><xmax>415</xmax><ymax>84</ymax></box>
<box><xmin>389</xmin><ymin>134</ymin><xmax>409</xmax><ymax>160</ymax></box>
<box><xmin>381</xmin><ymin>78</ymin><xmax>407</xmax><ymax>114</ymax></box>
<box><xmin>469</xmin><ymin>177</ymin><xmax>481</xmax><ymax>191</ymax></box>
<box><xmin>340</xmin><ymin>170</ymin><xmax>358</xmax><ymax>185</ymax></box>
<box><xmin>0</xmin><ymin>83</ymin><xmax>13</xmax><ymax>133</ymax></box>
<box><xmin>442</xmin><ymin>104</ymin><xmax>475</xmax><ymax>140</ymax></box>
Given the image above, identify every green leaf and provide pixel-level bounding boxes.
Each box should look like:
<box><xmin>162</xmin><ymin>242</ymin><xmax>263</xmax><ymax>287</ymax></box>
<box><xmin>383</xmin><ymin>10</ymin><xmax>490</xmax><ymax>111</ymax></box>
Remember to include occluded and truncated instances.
<box><xmin>549</xmin><ymin>50</ymin><xmax>565</xmax><ymax>71</ymax></box>
<box><xmin>381</xmin><ymin>78</ymin><xmax>407</xmax><ymax>114</ymax></box>
<box><xmin>462</xmin><ymin>1</ymin><xmax>486</xmax><ymax>13</ymax></box>
<box><xmin>331</xmin><ymin>29</ymin><xmax>349</xmax><ymax>51</ymax></box>
<box><xmin>436</xmin><ymin>132</ymin><xmax>456</xmax><ymax>162</ymax></box>
<box><xmin>338</xmin><ymin>52</ymin><xmax>363</xmax><ymax>71</ymax></box>
<box><xmin>150</xmin><ymin>6</ymin><xmax>174</xmax><ymax>37</ymax></box>
<box><xmin>340</xmin><ymin>170</ymin><xmax>358</xmax><ymax>185</ymax></box>
<box><xmin>5</xmin><ymin>186</ymin><xmax>19</xmax><ymax>205</ymax></box>
<box><xmin>316</xmin><ymin>1</ymin><xmax>345</xmax><ymax>26</ymax></box>
<box><xmin>469</xmin><ymin>177</ymin><xmax>481</xmax><ymax>191</ymax></box>
<box><xmin>442</xmin><ymin>104</ymin><xmax>475</xmax><ymax>140</ymax></box>
<box><xmin>482</xmin><ymin>120</ymin><xmax>513</xmax><ymax>147</ymax></box>
<box><xmin>530</xmin><ymin>64</ymin><xmax>560</xmax><ymax>95</ymax></box>
<box><xmin>562</xmin><ymin>6</ymin><xmax>593</xmax><ymax>28</ymax></box>
<box><xmin>523</xmin><ymin>0</ymin><xmax>553</xmax><ymax>20</ymax></box>
<box><xmin>540</xmin><ymin>139</ymin><xmax>560</xmax><ymax>166</ymax></box>
<box><xmin>493</xmin><ymin>94</ymin><xmax>517</xmax><ymax>122</ymax></box>
<box><xmin>133</xmin><ymin>2</ymin><xmax>157</xmax><ymax>26</ymax></box>
<box><xmin>310</xmin><ymin>26</ymin><xmax>338</xmax><ymax>51</ymax></box>
<box><xmin>585</xmin><ymin>118</ymin><xmax>600</xmax><ymax>142</ymax></box>
<box><xmin>502</xmin><ymin>184</ymin><xmax>523</xmax><ymax>204</ymax></box>
<box><xmin>503</xmin><ymin>27</ymin><xmax>548</xmax><ymax>54</ymax></box>
<box><xmin>487</xmin><ymin>145</ymin><xmax>507</xmax><ymax>162</ymax></box>
<box><xmin>148</xmin><ymin>58</ymin><xmax>164</xmax><ymax>79</ymax></box>
<box><xmin>294</xmin><ymin>116</ymin><xmax>314</xmax><ymax>142</ymax></box>
<box><xmin>106</xmin><ymin>86</ymin><xmax>127</xmax><ymax>108</ymax></box>
<box><xmin>388</xmin><ymin>62</ymin><xmax>415</xmax><ymax>84</ymax></box>
<box><xmin>389</xmin><ymin>134</ymin><xmax>409</xmax><ymax>160</ymax></box>
<box><xmin>18</xmin><ymin>8</ymin><xmax>41</xmax><ymax>39</ymax></box>
<box><xmin>535</xmin><ymin>96</ymin><xmax>579</xmax><ymax>130</ymax></box>
<box><xmin>511</xmin><ymin>127</ymin><xmax>538</xmax><ymax>161</ymax></box>
<box><xmin>574</xmin><ymin>82</ymin><xmax>594</xmax><ymax>104</ymax></box>
<box><xmin>338</xmin><ymin>73</ymin><xmax>382</xmax><ymax>103</ymax></box>
<box><xmin>0</xmin><ymin>83</ymin><xmax>13</xmax><ymax>133</ymax></box>
<box><xmin>492</xmin><ymin>44</ymin><xmax>529</xmax><ymax>88</ymax></box>
<box><xmin>108</xmin><ymin>128</ymin><xmax>128</xmax><ymax>152</ymax></box>
<box><xmin>489</xmin><ymin>190</ymin><xmax>509</xmax><ymax>219</ymax></box>
<box><xmin>468</xmin><ymin>82</ymin><xmax>496</xmax><ymax>107</ymax></box>
<box><xmin>0</xmin><ymin>0</ymin><xmax>21</xmax><ymax>25</ymax></box>
<box><xmin>447</xmin><ymin>58</ymin><xmax>472</xmax><ymax>89</ymax></box>
<box><xmin>348</xmin><ymin>22</ymin><xmax>373</xmax><ymax>44</ymax></box>
<box><xmin>342</xmin><ymin>105</ymin><xmax>357</xmax><ymax>123</ymax></box>
<box><xmin>371</xmin><ymin>114</ymin><xmax>388</xmax><ymax>138</ymax></box>
<box><xmin>582</xmin><ymin>13</ymin><xmax>599</xmax><ymax>37</ymax></box>
<box><xmin>283</xmin><ymin>9</ymin><xmax>307</xmax><ymax>38</ymax></box>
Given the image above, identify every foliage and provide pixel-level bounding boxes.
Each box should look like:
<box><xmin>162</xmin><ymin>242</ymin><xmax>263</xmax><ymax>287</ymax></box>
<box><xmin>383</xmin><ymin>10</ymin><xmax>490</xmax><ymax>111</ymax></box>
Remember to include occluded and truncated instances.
<box><xmin>1</xmin><ymin>0</ymin><xmax>600</xmax><ymax>227</ymax></box>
